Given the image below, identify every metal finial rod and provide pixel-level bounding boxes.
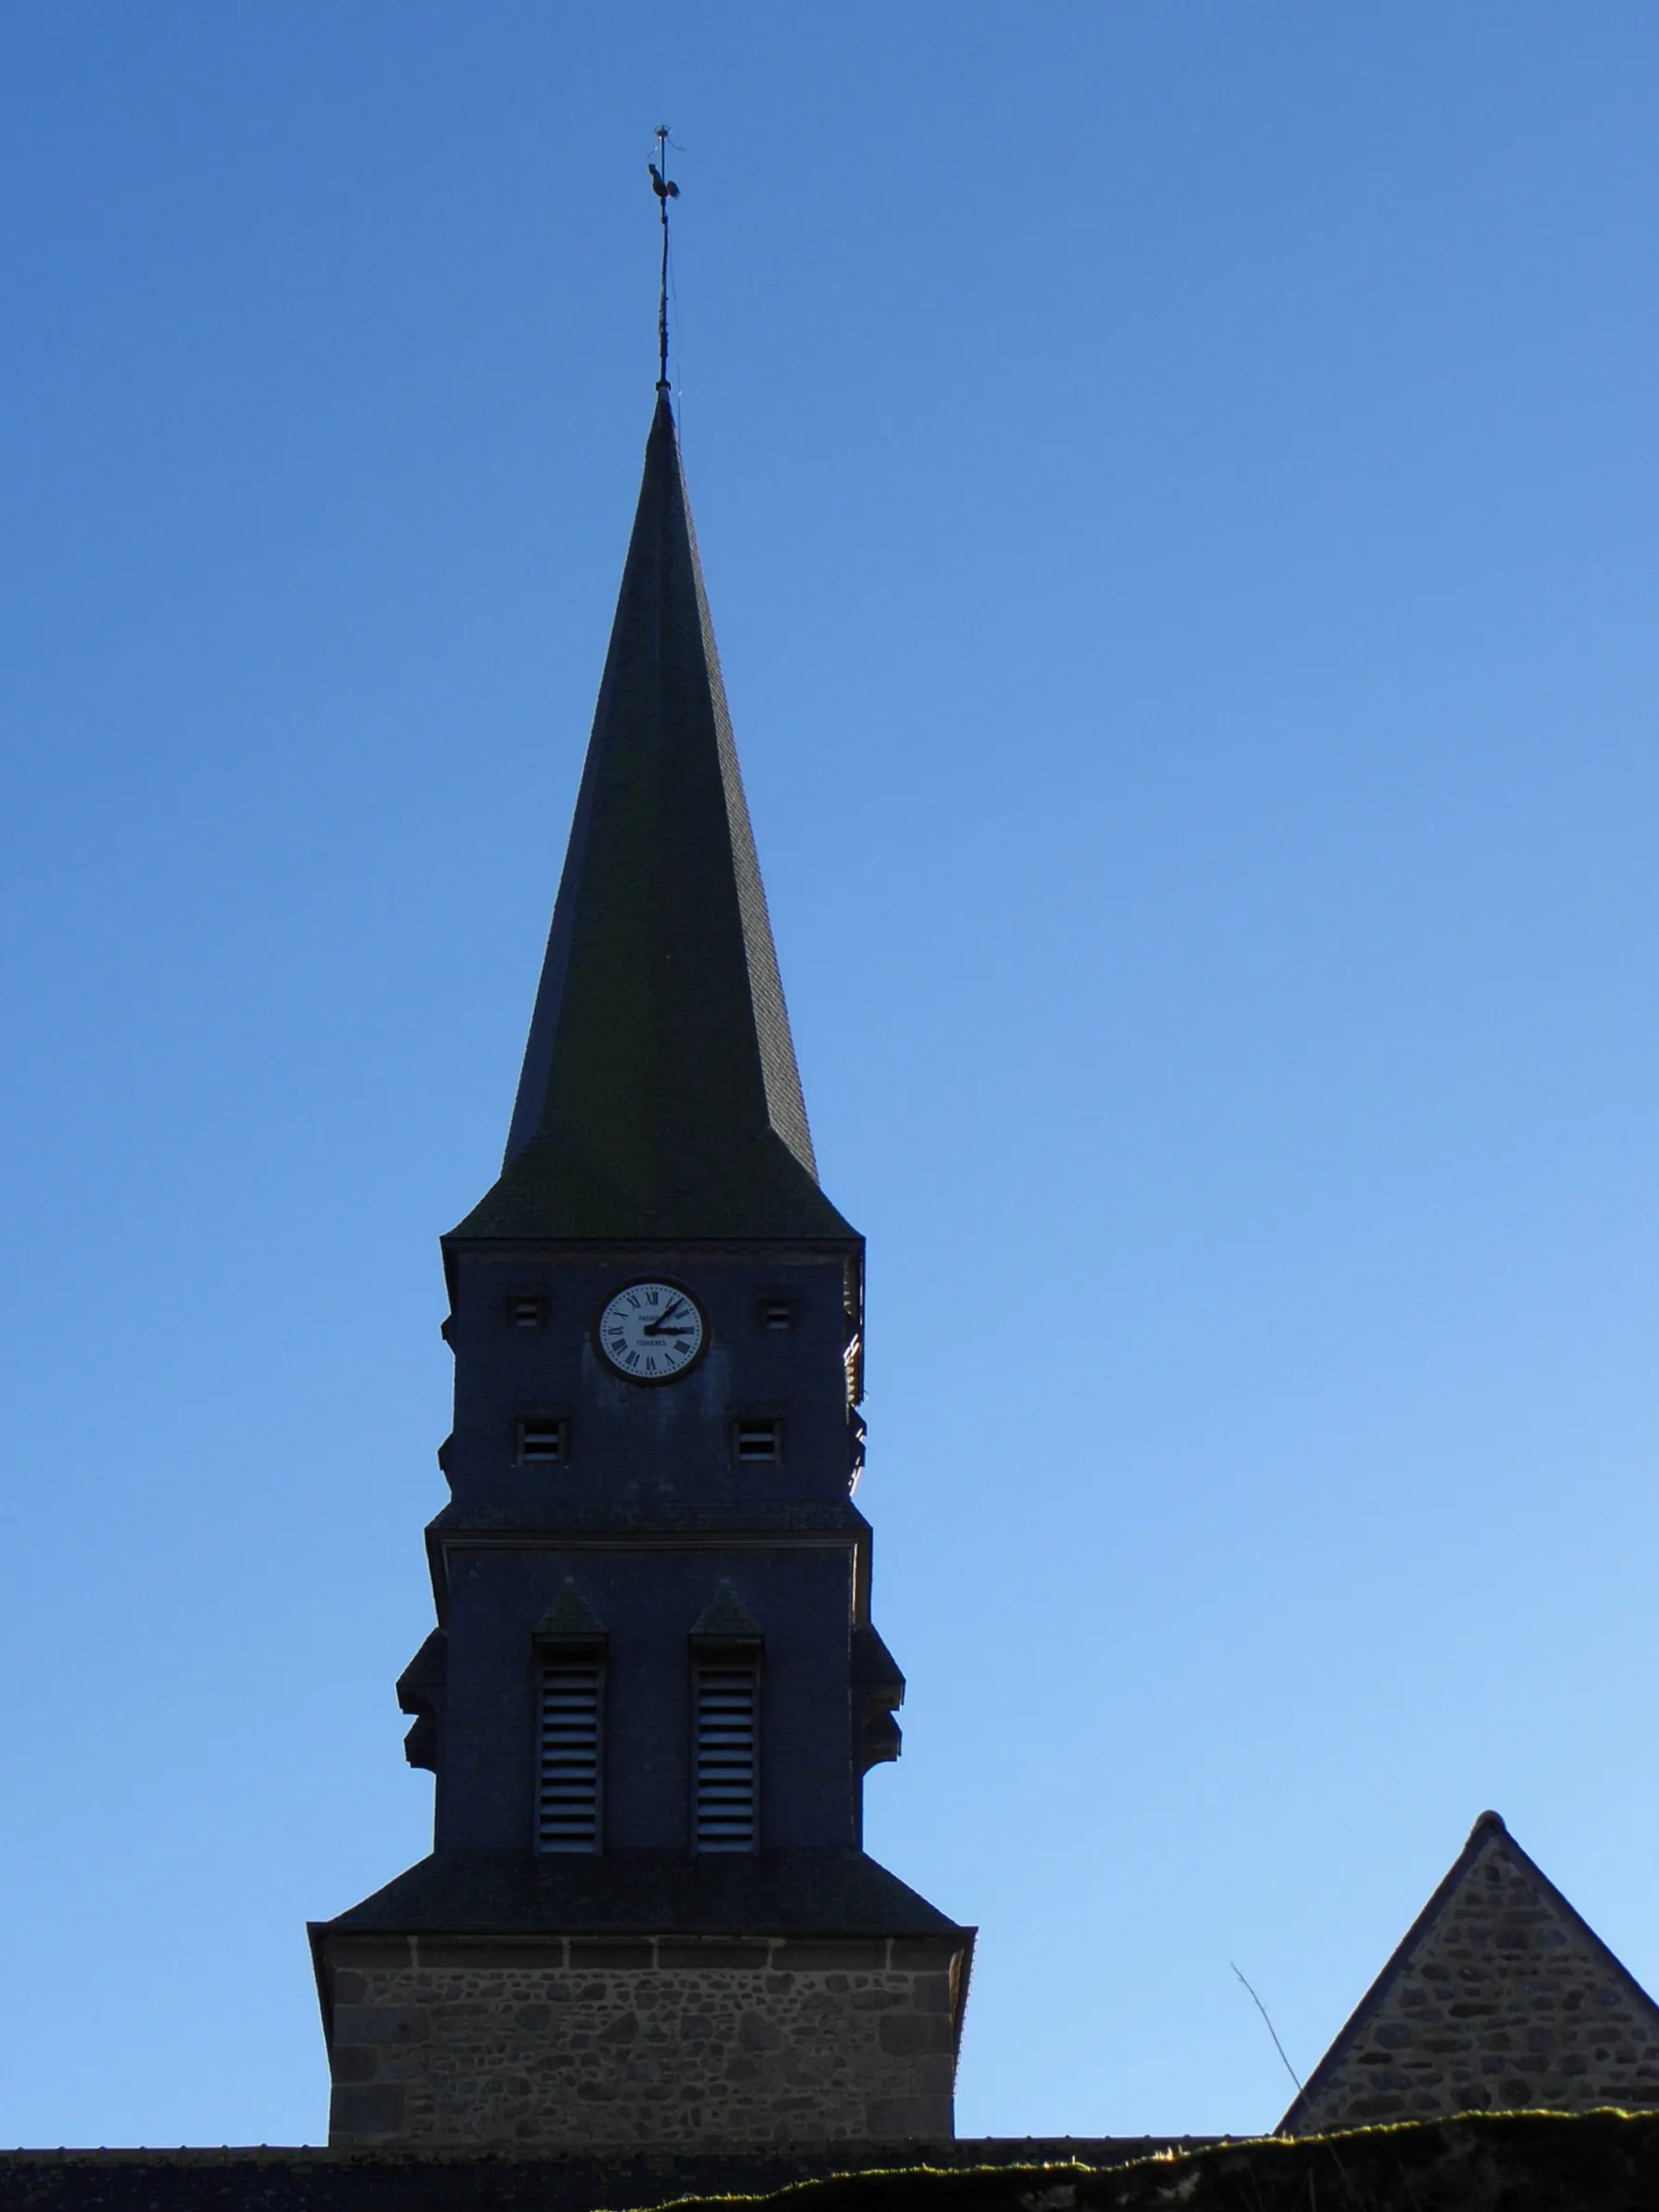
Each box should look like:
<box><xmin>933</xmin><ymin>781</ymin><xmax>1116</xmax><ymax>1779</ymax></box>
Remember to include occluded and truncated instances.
<box><xmin>649</xmin><ymin>126</ymin><xmax>679</xmax><ymax>392</ymax></box>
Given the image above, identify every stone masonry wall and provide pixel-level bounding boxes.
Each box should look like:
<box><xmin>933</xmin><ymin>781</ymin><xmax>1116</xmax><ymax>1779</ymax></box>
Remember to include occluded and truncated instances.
<box><xmin>1289</xmin><ymin>1837</ymin><xmax>1659</xmax><ymax>2129</ymax></box>
<box><xmin>324</xmin><ymin>1938</ymin><xmax>962</xmax><ymax>2149</ymax></box>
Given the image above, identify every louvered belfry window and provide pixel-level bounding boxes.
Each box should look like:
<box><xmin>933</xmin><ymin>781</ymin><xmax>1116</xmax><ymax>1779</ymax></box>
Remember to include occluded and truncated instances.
<box><xmin>693</xmin><ymin>1663</ymin><xmax>759</xmax><ymax>1852</ymax></box>
<box><xmin>536</xmin><ymin>1661</ymin><xmax>602</xmax><ymax>1852</ymax></box>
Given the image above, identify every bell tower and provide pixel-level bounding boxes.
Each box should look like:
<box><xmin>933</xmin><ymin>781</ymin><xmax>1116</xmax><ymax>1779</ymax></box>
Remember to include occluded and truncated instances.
<box><xmin>308</xmin><ymin>389</ymin><xmax>973</xmax><ymax>2150</ymax></box>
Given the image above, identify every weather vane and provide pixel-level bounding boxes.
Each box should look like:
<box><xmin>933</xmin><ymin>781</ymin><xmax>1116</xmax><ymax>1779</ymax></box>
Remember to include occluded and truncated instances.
<box><xmin>649</xmin><ymin>126</ymin><xmax>680</xmax><ymax>392</ymax></box>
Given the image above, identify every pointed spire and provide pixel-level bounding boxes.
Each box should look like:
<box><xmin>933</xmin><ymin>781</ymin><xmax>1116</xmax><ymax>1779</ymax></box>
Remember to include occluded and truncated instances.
<box><xmin>451</xmin><ymin>395</ymin><xmax>854</xmax><ymax>1244</ymax></box>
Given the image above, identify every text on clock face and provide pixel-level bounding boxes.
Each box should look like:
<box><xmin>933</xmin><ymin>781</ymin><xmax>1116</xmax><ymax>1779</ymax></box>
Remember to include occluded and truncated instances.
<box><xmin>598</xmin><ymin>1282</ymin><xmax>705</xmax><ymax>1379</ymax></box>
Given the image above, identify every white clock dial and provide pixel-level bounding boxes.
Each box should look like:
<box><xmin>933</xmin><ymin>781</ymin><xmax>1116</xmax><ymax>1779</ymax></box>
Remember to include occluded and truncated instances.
<box><xmin>596</xmin><ymin>1280</ymin><xmax>706</xmax><ymax>1382</ymax></box>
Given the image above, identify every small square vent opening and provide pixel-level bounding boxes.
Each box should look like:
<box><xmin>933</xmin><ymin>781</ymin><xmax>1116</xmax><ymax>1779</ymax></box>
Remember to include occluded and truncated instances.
<box><xmin>517</xmin><ymin>1417</ymin><xmax>568</xmax><ymax>1465</ymax></box>
<box><xmin>733</xmin><ymin>1419</ymin><xmax>782</xmax><ymax>1465</ymax></box>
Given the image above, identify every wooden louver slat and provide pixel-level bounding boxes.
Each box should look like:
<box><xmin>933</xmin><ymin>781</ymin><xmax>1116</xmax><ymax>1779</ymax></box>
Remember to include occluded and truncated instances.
<box><xmin>693</xmin><ymin>1665</ymin><xmax>758</xmax><ymax>1852</ymax></box>
<box><xmin>536</xmin><ymin>1663</ymin><xmax>601</xmax><ymax>1852</ymax></box>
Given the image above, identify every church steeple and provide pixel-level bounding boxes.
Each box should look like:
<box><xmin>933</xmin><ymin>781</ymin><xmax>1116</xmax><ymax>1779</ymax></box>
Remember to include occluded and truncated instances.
<box><xmin>310</xmin><ymin>315</ymin><xmax>971</xmax><ymax>2153</ymax></box>
<box><xmin>453</xmin><ymin>393</ymin><xmax>853</xmax><ymax>1245</ymax></box>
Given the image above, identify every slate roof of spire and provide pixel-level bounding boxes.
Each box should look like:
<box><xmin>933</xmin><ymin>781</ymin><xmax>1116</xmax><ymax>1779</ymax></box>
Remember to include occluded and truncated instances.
<box><xmin>450</xmin><ymin>393</ymin><xmax>855</xmax><ymax>1246</ymax></box>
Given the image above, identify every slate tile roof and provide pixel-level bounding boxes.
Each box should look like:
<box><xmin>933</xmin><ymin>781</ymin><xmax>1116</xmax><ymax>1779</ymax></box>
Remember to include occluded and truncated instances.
<box><xmin>451</xmin><ymin>394</ymin><xmax>853</xmax><ymax>1246</ymax></box>
<box><xmin>320</xmin><ymin>1847</ymin><xmax>966</xmax><ymax>1936</ymax></box>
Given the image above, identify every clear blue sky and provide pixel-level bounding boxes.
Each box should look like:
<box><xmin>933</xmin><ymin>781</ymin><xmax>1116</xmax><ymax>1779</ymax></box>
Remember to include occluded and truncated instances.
<box><xmin>3</xmin><ymin>0</ymin><xmax>1656</xmax><ymax>2150</ymax></box>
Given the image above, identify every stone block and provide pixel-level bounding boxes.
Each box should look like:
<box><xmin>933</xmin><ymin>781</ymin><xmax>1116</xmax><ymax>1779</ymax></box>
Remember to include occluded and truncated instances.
<box><xmin>772</xmin><ymin>1941</ymin><xmax>886</xmax><ymax>1970</ymax></box>
<box><xmin>658</xmin><ymin>1942</ymin><xmax>770</xmax><ymax>1969</ymax></box>
<box><xmin>868</xmin><ymin>2095</ymin><xmax>949</xmax><ymax>2138</ymax></box>
<box><xmin>332</xmin><ymin>2006</ymin><xmax>430</xmax><ymax>2045</ymax></box>
<box><xmin>879</xmin><ymin>2013</ymin><xmax>954</xmax><ymax>2057</ymax></box>
<box><xmin>430</xmin><ymin>1942</ymin><xmax>564</xmax><ymax>1968</ymax></box>
<box><xmin>326</xmin><ymin>1938</ymin><xmax>407</xmax><ymax>1968</ymax></box>
<box><xmin>329</xmin><ymin>2084</ymin><xmax>407</xmax><ymax>2137</ymax></box>
<box><xmin>888</xmin><ymin>1939</ymin><xmax>960</xmax><ymax>1970</ymax></box>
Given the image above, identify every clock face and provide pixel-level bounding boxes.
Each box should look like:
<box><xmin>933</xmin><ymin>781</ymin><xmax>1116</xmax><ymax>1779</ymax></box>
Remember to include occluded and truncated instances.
<box><xmin>596</xmin><ymin>1280</ymin><xmax>706</xmax><ymax>1383</ymax></box>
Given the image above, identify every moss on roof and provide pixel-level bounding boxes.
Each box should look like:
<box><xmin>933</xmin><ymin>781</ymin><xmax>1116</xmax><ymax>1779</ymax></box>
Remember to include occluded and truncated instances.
<box><xmin>653</xmin><ymin>2111</ymin><xmax>1659</xmax><ymax>2212</ymax></box>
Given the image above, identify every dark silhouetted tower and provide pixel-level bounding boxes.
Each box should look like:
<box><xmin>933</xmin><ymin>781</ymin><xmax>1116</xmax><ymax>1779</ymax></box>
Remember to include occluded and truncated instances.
<box><xmin>309</xmin><ymin>395</ymin><xmax>973</xmax><ymax>2150</ymax></box>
